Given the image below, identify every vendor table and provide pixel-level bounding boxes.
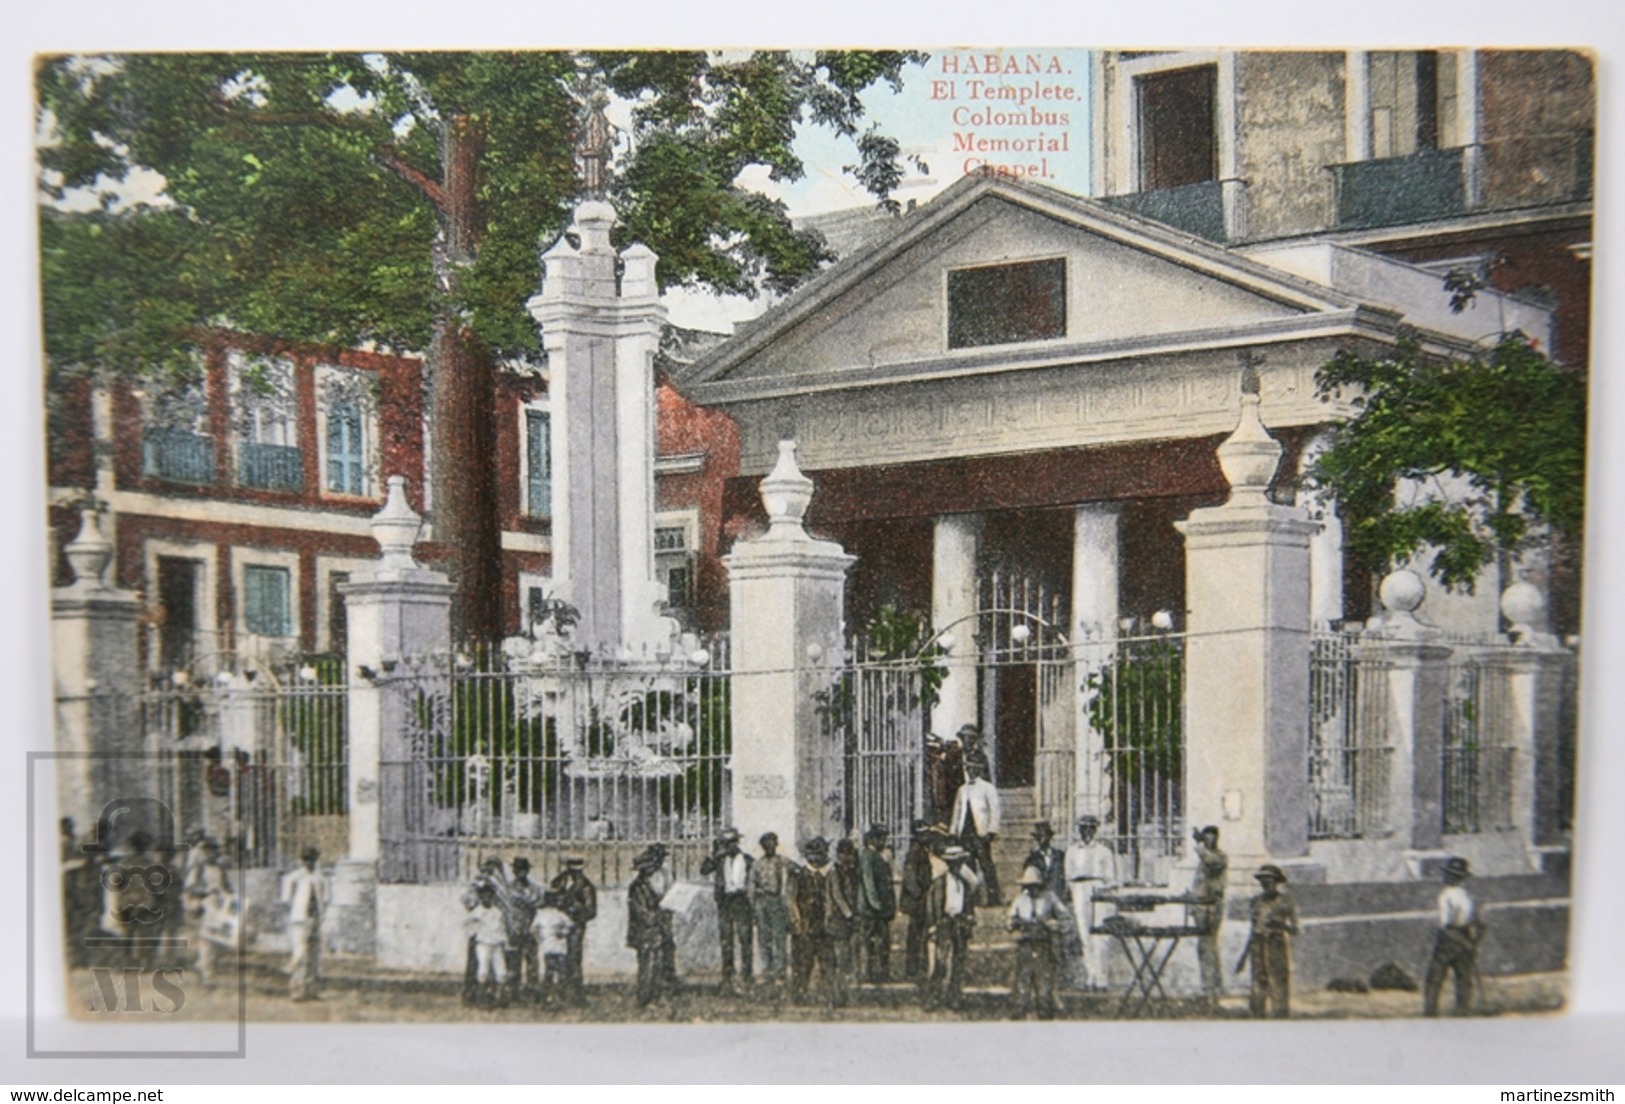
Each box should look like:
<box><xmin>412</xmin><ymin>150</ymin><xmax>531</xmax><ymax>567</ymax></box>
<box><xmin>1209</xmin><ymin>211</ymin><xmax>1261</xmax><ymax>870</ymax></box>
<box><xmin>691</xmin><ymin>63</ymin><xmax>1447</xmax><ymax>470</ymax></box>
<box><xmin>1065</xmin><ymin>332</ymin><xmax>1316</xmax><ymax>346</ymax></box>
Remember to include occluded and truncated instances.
<box><xmin>1093</xmin><ymin>891</ymin><xmax>1208</xmax><ymax>1018</ymax></box>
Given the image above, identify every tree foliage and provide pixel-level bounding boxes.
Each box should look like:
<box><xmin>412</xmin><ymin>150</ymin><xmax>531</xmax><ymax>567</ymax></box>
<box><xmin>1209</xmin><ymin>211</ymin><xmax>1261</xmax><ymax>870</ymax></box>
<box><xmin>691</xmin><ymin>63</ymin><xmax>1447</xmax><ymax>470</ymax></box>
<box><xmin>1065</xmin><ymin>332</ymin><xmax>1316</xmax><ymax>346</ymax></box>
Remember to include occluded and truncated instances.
<box><xmin>1307</xmin><ymin>330</ymin><xmax>1587</xmax><ymax>591</ymax></box>
<box><xmin>37</xmin><ymin>50</ymin><xmax>925</xmax><ymax>636</ymax></box>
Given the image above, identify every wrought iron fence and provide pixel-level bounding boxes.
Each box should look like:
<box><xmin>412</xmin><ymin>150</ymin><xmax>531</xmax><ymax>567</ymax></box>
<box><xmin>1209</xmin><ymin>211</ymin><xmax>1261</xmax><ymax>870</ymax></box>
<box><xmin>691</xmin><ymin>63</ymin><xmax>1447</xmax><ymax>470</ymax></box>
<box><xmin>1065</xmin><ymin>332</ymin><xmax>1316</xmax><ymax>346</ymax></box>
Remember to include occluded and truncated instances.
<box><xmin>378</xmin><ymin>642</ymin><xmax>731</xmax><ymax>888</ymax></box>
<box><xmin>1078</xmin><ymin>631</ymin><xmax>1186</xmax><ymax>884</ymax></box>
<box><xmin>135</xmin><ymin>654</ymin><xmax>349</xmax><ymax>867</ymax></box>
<box><xmin>811</xmin><ymin>629</ymin><xmax>936</xmax><ymax>850</ymax></box>
<box><xmin>1442</xmin><ymin>656</ymin><xmax>1515</xmax><ymax>834</ymax></box>
<box><xmin>1308</xmin><ymin>630</ymin><xmax>1394</xmax><ymax>839</ymax></box>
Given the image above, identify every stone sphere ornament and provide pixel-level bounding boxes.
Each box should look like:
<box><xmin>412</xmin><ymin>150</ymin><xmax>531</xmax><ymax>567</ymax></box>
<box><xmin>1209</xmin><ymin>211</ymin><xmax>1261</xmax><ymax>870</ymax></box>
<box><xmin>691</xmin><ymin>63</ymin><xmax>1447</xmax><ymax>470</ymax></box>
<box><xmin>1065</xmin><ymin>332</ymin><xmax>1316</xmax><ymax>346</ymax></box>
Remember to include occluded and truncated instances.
<box><xmin>1378</xmin><ymin>569</ymin><xmax>1426</xmax><ymax>615</ymax></box>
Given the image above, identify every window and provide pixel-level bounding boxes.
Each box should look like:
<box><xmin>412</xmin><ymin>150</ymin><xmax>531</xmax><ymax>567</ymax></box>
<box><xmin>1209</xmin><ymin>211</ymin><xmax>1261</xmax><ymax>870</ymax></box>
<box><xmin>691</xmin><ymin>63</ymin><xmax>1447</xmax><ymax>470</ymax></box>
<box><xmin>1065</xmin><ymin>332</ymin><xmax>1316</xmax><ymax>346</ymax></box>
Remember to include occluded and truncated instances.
<box><xmin>1368</xmin><ymin>51</ymin><xmax>1458</xmax><ymax>158</ymax></box>
<box><xmin>947</xmin><ymin>258</ymin><xmax>1067</xmax><ymax>350</ymax></box>
<box><xmin>327</xmin><ymin>571</ymin><xmax>350</xmax><ymax>653</ymax></box>
<box><xmin>243</xmin><ymin>564</ymin><xmax>292</xmax><ymax>637</ymax></box>
<box><xmin>142</xmin><ymin>374</ymin><xmax>215</xmax><ymax>484</ymax></box>
<box><xmin>326</xmin><ymin>402</ymin><xmax>366</xmax><ymax>496</ymax></box>
<box><xmin>654</xmin><ymin>526</ymin><xmax>689</xmax><ymax>553</ymax></box>
<box><xmin>526</xmin><ymin>409</ymin><xmax>552</xmax><ymax>517</ymax></box>
<box><xmin>232</xmin><ymin>354</ymin><xmax>302</xmax><ymax>492</ymax></box>
<box><xmin>1136</xmin><ymin>65</ymin><xmax>1218</xmax><ymax>190</ymax></box>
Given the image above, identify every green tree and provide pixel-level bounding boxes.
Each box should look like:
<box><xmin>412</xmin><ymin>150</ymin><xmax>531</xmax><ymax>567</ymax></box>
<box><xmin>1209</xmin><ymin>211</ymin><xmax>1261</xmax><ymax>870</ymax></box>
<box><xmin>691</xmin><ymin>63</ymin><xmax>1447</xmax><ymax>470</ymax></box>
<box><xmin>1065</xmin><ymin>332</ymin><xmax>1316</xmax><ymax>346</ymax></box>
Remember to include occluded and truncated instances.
<box><xmin>37</xmin><ymin>51</ymin><xmax>925</xmax><ymax>637</ymax></box>
<box><xmin>1308</xmin><ymin>329</ymin><xmax>1586</xmax><ymax>594</ymax></box>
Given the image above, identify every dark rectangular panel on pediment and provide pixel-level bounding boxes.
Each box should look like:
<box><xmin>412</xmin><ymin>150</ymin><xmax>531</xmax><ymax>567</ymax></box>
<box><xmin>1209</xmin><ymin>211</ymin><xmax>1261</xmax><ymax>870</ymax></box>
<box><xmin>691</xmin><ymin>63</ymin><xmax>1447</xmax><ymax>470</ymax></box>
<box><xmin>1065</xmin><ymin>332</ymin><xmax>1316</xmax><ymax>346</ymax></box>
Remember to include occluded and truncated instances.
<box><xmin>947</xmin><ymin>257</ymin><xmax>1067</xmax><ymax>349</ymax></box>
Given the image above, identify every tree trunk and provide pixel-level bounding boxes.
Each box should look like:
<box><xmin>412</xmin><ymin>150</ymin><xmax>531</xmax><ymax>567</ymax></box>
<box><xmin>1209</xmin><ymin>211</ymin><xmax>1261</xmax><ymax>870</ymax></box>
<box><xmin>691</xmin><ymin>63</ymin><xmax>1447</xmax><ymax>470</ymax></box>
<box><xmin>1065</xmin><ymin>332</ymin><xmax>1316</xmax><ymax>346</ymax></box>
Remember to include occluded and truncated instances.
<box><xmin>427</xmin><ymin>115</ymin><xmax>503</xmax><ymax>643</ymax></box>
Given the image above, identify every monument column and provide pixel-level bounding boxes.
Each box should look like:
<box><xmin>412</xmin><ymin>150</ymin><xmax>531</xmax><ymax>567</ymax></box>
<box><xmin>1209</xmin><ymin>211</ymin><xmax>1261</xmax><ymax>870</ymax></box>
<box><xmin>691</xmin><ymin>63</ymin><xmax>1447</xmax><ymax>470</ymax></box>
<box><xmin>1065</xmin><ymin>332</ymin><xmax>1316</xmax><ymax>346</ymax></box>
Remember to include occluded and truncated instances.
<box><xmin>1175</xmin><ymin>373</ymin><xmax>1320</xmax><ymax>879</ymax></box>
<box><xmin>727</xmin><ymin>441</ymin><xmax>855</xmax><ymax>848</ymax></box>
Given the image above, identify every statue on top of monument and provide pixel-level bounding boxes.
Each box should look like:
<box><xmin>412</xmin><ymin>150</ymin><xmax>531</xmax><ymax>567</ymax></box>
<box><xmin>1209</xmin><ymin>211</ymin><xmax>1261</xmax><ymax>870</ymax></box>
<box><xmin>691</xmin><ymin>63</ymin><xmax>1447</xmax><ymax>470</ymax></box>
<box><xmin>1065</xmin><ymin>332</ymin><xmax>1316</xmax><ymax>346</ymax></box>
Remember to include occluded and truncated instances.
<box><xmin>574</xmin><ymin>88</ymin><xmax>615</xmax><ymax>201</ymax></box>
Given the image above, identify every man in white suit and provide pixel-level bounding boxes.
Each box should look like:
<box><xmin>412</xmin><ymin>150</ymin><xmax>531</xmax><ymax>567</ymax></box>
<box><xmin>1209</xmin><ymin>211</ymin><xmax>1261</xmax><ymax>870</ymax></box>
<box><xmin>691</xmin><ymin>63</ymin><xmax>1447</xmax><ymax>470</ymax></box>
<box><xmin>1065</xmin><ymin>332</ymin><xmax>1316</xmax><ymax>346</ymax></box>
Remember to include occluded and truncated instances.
<box><xmin>951</xmin><ymin>761</ymin><xmax>1002</xmax><ymax>905</ymax></box>
<box><xmin>281</xmin><ymin>845</ymin><xmax>328</xmax><ymax>1001</ymax></box>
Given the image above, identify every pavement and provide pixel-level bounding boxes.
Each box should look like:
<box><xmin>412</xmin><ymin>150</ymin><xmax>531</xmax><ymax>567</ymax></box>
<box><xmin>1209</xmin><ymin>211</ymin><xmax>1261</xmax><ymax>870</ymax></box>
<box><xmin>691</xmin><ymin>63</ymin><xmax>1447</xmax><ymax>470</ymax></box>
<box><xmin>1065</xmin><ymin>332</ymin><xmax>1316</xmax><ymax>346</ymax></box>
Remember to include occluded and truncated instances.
<box><xmin>61</xmin><ymin>950</ymin><xmax>1569</xmax><ymax>1024</ymax></box>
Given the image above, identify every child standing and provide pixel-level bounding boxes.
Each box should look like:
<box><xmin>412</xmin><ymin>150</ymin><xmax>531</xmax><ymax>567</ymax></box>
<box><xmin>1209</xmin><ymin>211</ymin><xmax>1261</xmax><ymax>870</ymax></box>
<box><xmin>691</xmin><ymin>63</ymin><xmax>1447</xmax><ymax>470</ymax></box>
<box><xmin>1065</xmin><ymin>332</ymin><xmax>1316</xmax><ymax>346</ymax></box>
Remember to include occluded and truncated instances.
<box><xmin>533</xmin><ymin>890</ymin><xmax>576</xmax><ymax>1005</ymax></box>
<box><xmin>463</xmin><ymin>878</ymin><xmax>510</xmax><ymax>1007</ymax></box>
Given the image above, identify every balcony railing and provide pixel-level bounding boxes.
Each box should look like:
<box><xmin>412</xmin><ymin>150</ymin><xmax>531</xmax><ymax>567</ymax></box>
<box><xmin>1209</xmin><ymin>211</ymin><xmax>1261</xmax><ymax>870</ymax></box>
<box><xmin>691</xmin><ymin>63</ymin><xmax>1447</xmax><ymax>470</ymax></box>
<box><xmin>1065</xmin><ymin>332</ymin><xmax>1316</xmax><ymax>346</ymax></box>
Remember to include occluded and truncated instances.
<box><xmin>1101</xmin><ymin>180</ymin><xmax>1227</xmax><ymax>241</ymax></box>
<box><xmin>1332</xmin><ymin>147</ymin><xmax>1467</xmax><ymax>230</ymax></box>
<box><xmin>238</xmin><ymin>442</ymin><xmax>304</xmax><ymax>492</ymax></box>
<box><xmin>142</xmin><ymin>428</ymin><xmax>216</xmax><ymax>485</ymax></box>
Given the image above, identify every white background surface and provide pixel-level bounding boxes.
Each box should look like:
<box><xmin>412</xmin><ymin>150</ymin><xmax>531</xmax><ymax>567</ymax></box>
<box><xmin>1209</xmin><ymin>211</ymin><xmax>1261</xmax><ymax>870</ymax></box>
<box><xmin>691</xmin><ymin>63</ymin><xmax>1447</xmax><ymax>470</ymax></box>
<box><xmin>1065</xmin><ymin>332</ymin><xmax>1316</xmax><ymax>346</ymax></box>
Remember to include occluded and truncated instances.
<box><xmin>2</xmin><ymin>0</ymin><xmax>1622</xmax><ymax>1083</ymax></box>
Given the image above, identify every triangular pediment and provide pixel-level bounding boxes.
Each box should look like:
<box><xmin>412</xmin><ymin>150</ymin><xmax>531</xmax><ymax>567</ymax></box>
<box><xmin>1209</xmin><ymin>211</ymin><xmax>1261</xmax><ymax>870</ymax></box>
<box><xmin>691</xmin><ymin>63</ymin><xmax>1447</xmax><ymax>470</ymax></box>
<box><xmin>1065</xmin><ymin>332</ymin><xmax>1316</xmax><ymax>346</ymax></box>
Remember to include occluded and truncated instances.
<box><xmin>678</xmin><ymin>177</ymin><xmax>1363</xmax><ymax>395</ymax></box>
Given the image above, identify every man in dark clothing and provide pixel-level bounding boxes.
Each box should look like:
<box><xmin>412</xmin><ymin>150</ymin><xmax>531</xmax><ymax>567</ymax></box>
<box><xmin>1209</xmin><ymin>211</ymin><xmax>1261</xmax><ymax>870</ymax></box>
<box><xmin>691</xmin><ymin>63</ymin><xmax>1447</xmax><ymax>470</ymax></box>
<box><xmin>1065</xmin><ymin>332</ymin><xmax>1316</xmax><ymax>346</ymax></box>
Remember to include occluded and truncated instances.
<box><xmin>898</xmin><ymin>820</ymin><xmax>936</xmax><ymax>982</ymax></box>
<box><xmin>699</xmin><ymin>827</ymin><xmax>754</xmax><ymax>991</ymax></box>
<box><xmin>750</xmin><ymin>832</ymin><xmax>794</xmax><ymax>982</ymax></box>
<box><xmin>626</xmin><ymin>847</ymin><xmax>676</xmax><ymax>1008</ymax></box>
<box><xmin>923</xmin><ymin>843</ymin><xmax>982</xmax><ymax>1011</ymax></box>
<box><xmin>1237</xmin><ymin>864</ymin><xmax>1298</xmax><ymax>1018</ymax></box>
<box><xmin>1023</xmin><ymin>821</ymin><xmax>1067</xmax><ymax>899</ymax></box>
<box><xmin>829</xmin><ymin>838</ymin><xmax>861</xmax><ymax>1003</ymax></box>
<box><xmin>505</xmin><ymin>856</ymin><xmax>545</xmax><ymax>1001</ymax></box>
<box><xmin>549</xmin><ymin>856</ymin><xmax>596</xmax><ymax>1005</ymax></box>
<box><xmin>789</xmin><ymin>837</ymin><xmax>836</xmax><ymax>1005</ymax></box>
<box><xmin>856</xmin><ymin>824</ymin><xmax>897</xmax><ymax>983</ymax></box>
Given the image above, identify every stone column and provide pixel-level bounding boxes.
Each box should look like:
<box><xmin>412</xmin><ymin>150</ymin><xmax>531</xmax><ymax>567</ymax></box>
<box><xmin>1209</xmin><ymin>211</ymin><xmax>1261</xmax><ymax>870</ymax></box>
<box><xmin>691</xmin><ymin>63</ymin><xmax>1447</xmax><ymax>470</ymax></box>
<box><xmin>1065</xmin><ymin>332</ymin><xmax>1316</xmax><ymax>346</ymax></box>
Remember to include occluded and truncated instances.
<box><xmin>1356</xmin><ymin>571</ymin><xmax>1450</xmax><ymax>855</ymax></box>
<box><xmin>931</xmin><ymin>513</ymin><xmax>982</xmax><ymax>739</ymax></box>
<box><xmin>726</xmin><ymin>441</ymin><xmax>855</xmax><ymax>848</ymax></box>
<box><xmin>51</xmin><ymin>508</ymin><xmax>143</xmax><ymax>831</ymax></box>
<box><xmin>527</xmin><ymin>201</ymin><xmax>670</xmax><ymax>655</ymax></box>
<box><xmin>1072</xmin><ymin>503</ymin><xmax>1120</xmax><ymax>820</ymax></box>
<box><xmin>1175</xmin><ymin>378</ymin><xmax>1320</xmax><ymax>879</ymax></box>
<box><xmin>333</xmin><ymin>476</ymin><xmax>453</xmax><ymax>954</ymax></box>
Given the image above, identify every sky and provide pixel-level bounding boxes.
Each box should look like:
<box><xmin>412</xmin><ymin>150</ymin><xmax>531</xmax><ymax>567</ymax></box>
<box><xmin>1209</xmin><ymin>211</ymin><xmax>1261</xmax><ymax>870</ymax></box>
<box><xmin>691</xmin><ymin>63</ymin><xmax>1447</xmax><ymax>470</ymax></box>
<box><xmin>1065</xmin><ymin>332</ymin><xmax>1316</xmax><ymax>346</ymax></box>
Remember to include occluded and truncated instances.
<box><xmin>652</xmin><ymin>47</ymin><xmax>1095</xmax><ymax>331</ymax></box>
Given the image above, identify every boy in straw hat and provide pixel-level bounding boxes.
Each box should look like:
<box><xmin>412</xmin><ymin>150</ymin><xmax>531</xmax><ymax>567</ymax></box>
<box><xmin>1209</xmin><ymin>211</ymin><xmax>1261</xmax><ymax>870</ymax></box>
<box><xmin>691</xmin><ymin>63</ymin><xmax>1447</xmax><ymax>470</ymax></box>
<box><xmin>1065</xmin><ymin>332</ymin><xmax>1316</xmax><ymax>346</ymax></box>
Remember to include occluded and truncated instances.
<box><xmin>1237</xmin><ymin>864</ymin><xmax>1299</xmax><ymax>1018</ymax></box>
<box><xmin>1008</xmin><ymin>866</ymin><xmax>1071</xmax><ymax>1019</ymax></box>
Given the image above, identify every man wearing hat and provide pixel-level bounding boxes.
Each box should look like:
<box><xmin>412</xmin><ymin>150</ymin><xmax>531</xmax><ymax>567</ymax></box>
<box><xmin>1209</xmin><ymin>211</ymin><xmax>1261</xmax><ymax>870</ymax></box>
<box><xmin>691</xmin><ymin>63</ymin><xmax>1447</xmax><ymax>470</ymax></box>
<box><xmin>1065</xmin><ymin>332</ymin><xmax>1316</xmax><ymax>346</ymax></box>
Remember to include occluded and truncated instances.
<box><xmin>626</xmin><ymin>846</ymin><xmax>677</xmax><ymax>1008</ymax></box>
<box><xmin>550</xmin><ymin>856</ymin><xmax>597</xmax><ymax>1005</ymax></box>
<box><xmin>700</xmin><ymin>827</ymin><xmax>755</xmax><ymax>991</ymax></box>
<box><xmin>951</xmin><ymin>759</ymin><xmax>1003</xmax><ymax>906</ymax></box>
<box><xmin>1237</xmin><ymin>864</ymin><xmax>1299</xmax><ymax>1018</ymax></box>
<box><xmin>1424</xmin><ymin>857</ymin><xmax>1483</xmax><ymax>1017</ymax></box>
<box><xmin>1025</xmin><ymin>822</ymin><xmax>1067</xmax><ymax>899</ymax></box>
<box><xmin>922</xmin><ymin>842</ymin><xmax>983</xmax><ymax>1011</ymax></box>
<box><xmin>898</xmin><ymin>820</ymin><xmax>938</xmax><ymax>982</ymax></box>
<box><xmin>280</xmin><ymin>845</ymin><xmax>328</xmax><ymax>1002</ymax></box>
<box><xmin>505</xmin><ymin>856</ymin><xmax>545</xmax><ymax>1001</ymax></box>
<box><xmin>749</xmin><ymin>832</ymin><xmax>795</xmax><ymax>983</ymax></box>
<box><xmin>788</xmin><ymin>837</ymin><xmax>836</xmax><ymax>1004</ymax></box>
<box><xmin>924</xmin><ymin>729</ymin><xmax>967</xmax><ymax>823</ymax></box>
<box><xmin>1065</xmin><ymin>815</ymin><xmax>1117</xmax><ymax>989</ymax></box>
<box><xmin>1190</xmin><ymin>825</ymin><xmax>1229</xmax><ymax>1004</ymax></box>
<box><xmin>1008</xmin><ymin>866</ymin><xmax>1070</xmax><ymax>1019</ymax></box>
<box><xmin>857</xmin><ymin>824</ymin><xmax>897</xmax><ymax>984</ymax></box>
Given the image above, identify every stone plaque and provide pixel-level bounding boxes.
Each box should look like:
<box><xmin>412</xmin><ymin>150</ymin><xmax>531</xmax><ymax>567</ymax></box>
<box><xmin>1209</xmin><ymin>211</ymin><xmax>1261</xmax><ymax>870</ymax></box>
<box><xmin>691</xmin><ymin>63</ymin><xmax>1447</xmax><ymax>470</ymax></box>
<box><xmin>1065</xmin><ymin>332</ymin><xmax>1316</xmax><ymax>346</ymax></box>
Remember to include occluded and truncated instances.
<box><xmin>741</xmin><ymin>773</ymin><xmax>789</xmax><ymax>799</ymax></box>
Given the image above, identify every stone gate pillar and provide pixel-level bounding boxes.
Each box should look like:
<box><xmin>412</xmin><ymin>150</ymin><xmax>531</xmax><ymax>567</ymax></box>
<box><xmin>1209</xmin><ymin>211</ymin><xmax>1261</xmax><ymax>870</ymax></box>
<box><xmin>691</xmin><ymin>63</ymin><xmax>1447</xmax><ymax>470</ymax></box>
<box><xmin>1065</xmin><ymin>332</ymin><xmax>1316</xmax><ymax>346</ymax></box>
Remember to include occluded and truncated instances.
<box><xmin>51</xmin><ymin>508</ymin><xmax>143</xmax><ymax>831</ymax></box>
<box><xmin>334</xmin><ymin>476</ymin><xmax>453</xmax><ymax>954</ymax></box>
<box><xmin>1356</xmin><ymin>570</ymin><xmax>1451</xmax><ymax>856</ymax></box>
<box><xmin>1175</xmin><ymin>376</ymin><xmax>1320</xmax><ymax>880</ymax></box>
<box><xmin>726</xmin><ymin>441</ymin><xmax>855</xmax><ymax>849</ymax></box>
<box><xmin>1072</xmin><ymin>502</ymin><xmax>1121</xmax><ymax>822</ymax></box>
